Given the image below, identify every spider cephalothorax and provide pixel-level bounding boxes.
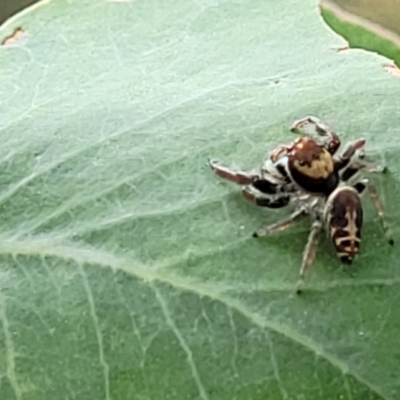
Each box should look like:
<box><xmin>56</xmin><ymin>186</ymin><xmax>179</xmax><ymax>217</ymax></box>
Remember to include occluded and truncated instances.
<box><xmin>209</xmin><ymin>116</ymin><xmax>392</xmax><ymax>289</ymax></box>
<box><xmin>269</xmin><ymin>135</ymin><xmax>338</xmax><ymax>194</ymax></box>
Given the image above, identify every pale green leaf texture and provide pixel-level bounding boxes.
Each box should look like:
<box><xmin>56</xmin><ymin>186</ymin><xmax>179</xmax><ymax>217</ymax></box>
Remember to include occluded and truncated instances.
<box><xmin>1</xmin><ymin>0</ymin><xmax>400</xmax><ymax>399</ymax></box>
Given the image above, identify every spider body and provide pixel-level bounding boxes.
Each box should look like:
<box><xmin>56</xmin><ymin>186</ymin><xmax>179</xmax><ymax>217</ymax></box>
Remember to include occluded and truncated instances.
<box><xmin>209</xmin><ymin>116</ymin><xmax>392</xmax><ymax>287</ymax></box>
<box><xmin>325</xmin><ymin>186</ymin><xmax>363</xmax><ymax>264</ymax></box>
<box><xmin>269</xmin><ymin>136</ymin><xmax>339</xmax><ymax>194</ymax></box>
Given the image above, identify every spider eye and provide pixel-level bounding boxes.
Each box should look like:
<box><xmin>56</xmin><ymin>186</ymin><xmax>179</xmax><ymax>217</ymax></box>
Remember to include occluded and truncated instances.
<box><xmin>298</xmin><ymin>160</ymin><xmax>306</xmax><ymax>167</ymax></box>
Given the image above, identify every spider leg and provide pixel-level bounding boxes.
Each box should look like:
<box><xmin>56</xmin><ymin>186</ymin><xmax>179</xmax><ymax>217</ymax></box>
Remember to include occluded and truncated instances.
<box><xmin>367</xmin><ymin>184</ymin><xmax>394</xmax><ymax>245</ymax></box>
<box><xmin>296</xmin><ymin>219</ymin><xmax>323</xmax><ymax>294</ymax></box>
<box><xmin>342</xmin><ymin>163</ymin><xmax>388</xmax><ymax>184</ymax></box>
<box><xmin>342</xmin><ymin>141</ymin><xmax>388</xmax><ymax>175</ymax></box>
<box><xmin>208</xmin><ymin>159</ymin><xmax>258</xmax><ymax>185</ymax></box>
<box><xmin>270</xmin><ymin>145</ymin><xmax>290</xmax><ymax>163</ymax></box>
<box><xmin>242</xmin><ymin>185</ymin><xmax>291</xmax><ymax>208</ymax></box>
<box><xmin>253</xmin><ymin>207</ymin><xmax>306</xmax><ymax>237</ymax></box>
<box><xmin>252</xmin><ymin>178</ymin><xmax>283</xmax><ymax>195</ymax></box>
<box><xmin>290</xmin><ymin>116</ymin><xmax>341</xmax><ymax>155</ymax></box>
<box><xmin>360</xmin><ymin>162</ymin><xmax>388</xmax><ymax>174</ymax></box>
<box><xmin>352</xmin><ymin>180</ymin><xmax>393</xmax><ymax>245</ymax></box>
<box><xmin>334</xmin><ymin>138</ymin><xmax>366</xmax><ymax>172</ymax></box>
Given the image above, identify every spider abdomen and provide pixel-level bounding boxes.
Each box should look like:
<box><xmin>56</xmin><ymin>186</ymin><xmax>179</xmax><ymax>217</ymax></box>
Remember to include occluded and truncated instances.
<box><xmin>324</xmin><ymin>186</ymin><xmax>363</xmax><ymax>263</ymax></box>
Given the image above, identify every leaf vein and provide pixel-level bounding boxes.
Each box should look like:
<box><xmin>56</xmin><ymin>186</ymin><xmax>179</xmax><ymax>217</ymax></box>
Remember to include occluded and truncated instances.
<box><xmin>267</xmin><ymin>334</ymin><xmax>288</xmax><ymax>400</ymax></box>
<box><xmin>79</xmin><ymin>265</ymin><xmax>111</xmax><ymax>400</ymax></box>
<box><xmin>153</xmin><ymin>285</ymin><xmax>209</xmax><ymax>400</ymax></box>
<box><xmin>0</xmin><ymin>291</ymin><xmax>22</xmax><ymax>400</ymax></box>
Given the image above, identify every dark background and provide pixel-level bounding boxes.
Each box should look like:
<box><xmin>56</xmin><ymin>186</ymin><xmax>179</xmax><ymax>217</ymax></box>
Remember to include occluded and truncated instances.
<box><xmin>1</xmin><ymin>0</ymin><xmax>38</xmax><ymax>25</ymax></box>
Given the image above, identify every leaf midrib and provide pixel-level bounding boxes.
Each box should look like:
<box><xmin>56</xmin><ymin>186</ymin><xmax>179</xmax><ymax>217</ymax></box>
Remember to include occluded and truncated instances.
<box><xmin>0</xmin><ymin>237</ymin><xmax>393</xmax><ymax>399</ymax></box>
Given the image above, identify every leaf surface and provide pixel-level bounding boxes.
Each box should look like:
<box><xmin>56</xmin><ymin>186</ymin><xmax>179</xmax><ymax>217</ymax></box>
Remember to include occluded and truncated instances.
<box><xmin>1</xmin><ymin>0</ymin><xmax>400</xmax><ymax>399</ymax></box>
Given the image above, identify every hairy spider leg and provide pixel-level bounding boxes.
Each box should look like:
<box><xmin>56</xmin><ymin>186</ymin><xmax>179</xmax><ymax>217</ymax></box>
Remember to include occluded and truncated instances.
<box><xmin>368</xmin><ymin>184</ymin><xmax>394</xmax><ymax>245</ymax></box>
<box><xmin>209</xmin><ymin>158</ymin><xmax>291</xmax><ymax>207</ymax></box>
<box><xmin>242</xmin><ymin>185</ymin><xmax>291</xmax><ymax>208</ymax></box>
<box><xmin>361</xmin><ymin>163</ymin><xmax>388</xmax><ymax>174</ymax></box>
<box><xmin>296</xmin><ymin>219</ymin><xmax>323</xmax><ymax>294</ymax></box>
<box><xmin>270</xmin><ymin>145</ymin><xmax>290</xmax><ymax>163</ymax></box>
<box><xmin>208</xmin><ymin>159</ymin><xmax>258</xmax><ymax>185</ymax></box>
<box><xmin>340</xmin><ymin>163</ymin><xmax>386</xmax><ymax>183</ymax></box>
<box><xmin>290</xmin><ymin>116</ymin><xmax>341</xmax><ymax>155</ymax></box>
<box><xmin>333</xmin><ymin>138</ymin><xmax>366</xmax><ymax>172</ymax></box>
<box><xmin>252</xmin><ymin>207</ymin><xmax>306</xmax><ymax>237</ymax></box>
<box><xmin>300</xmin><ymin>219</ymin><xmax>322</xmax><ymax>277</ymax></box>
<box><xmin>347</xmin><ymin>171</ymin><xmax>393</xmax><ymax>246</ymax></box>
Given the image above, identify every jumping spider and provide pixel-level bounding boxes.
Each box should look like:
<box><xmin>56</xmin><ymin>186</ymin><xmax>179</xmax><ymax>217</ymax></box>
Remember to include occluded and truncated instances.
<box><xmin>209</xmin><ymin>116</ymin><xmax>392</xmax><ymax>288</ymax></box>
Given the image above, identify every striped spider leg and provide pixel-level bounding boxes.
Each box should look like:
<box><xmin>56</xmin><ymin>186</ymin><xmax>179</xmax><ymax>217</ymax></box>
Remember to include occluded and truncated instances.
<box><xmin>208</xmin><ymin>159</ymin><xmax>292</xmax><ymax>208</ymax></box>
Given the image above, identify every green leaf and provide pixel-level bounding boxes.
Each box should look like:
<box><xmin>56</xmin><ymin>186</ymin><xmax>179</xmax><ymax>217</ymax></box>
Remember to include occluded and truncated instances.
<box><xmin>1</xmin><ymin>0</ymin><xmax>400</xmax><ymax>399</ymax></box>
<box><xmin>320</xmin><ymin>0</ymin><xmax>400</xmax><ymax>67</ymax></box>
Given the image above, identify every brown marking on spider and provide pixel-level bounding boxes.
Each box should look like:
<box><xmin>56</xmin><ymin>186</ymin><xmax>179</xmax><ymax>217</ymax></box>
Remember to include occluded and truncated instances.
<box><xmin>289</xmin><ymin>137</ymin><xmax>334</xmax><ymax>179</ymax></box>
